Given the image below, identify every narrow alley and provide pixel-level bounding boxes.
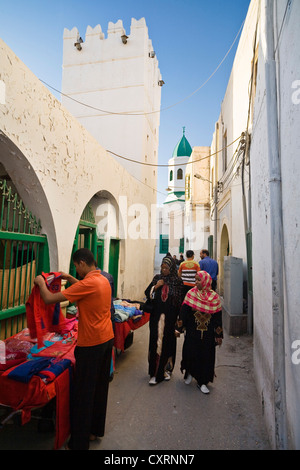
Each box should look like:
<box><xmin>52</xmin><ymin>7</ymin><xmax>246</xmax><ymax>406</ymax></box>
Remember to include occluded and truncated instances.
<box><xmin>0</xmin><ymin>321</ymin><xmax>270</xmax><ymax>451</ymax></box>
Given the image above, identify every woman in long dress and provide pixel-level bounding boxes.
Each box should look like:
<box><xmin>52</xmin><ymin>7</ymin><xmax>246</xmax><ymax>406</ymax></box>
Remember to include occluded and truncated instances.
<box><xmin>145</xmin><ymin>255</ymin><xmax>184</xmax><ymax>385</ymax></box>
<box><xmin>178</xmin><ymin>270</ymin><xmax>223</xmax><ymax>394</ymax></box>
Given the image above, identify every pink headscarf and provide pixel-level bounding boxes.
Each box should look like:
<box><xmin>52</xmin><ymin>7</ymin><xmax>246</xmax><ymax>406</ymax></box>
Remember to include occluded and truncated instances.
<box><xmin>183</xmin><ymin>271</ymin><xmax>222</xmax><ymax>314</ymax></box>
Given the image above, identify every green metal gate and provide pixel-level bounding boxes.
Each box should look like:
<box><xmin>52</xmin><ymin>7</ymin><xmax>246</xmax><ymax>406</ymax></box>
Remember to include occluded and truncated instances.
<box><xmin>109</xmin><ymin>238</ymin><xmax>119</xmax><ymax>297</ymax></box>
<box><xmin>0</xmin><ymin>179</ymin><xmax>50</xmax><ymax>339</ymax></box>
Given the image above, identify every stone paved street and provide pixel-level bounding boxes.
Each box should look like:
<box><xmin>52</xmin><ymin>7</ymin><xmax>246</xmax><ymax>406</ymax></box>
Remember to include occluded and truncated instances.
<box><xmin>0</xmin><ymin>322</ymin><xmax>270</xmax><ymax>451</ymax></box>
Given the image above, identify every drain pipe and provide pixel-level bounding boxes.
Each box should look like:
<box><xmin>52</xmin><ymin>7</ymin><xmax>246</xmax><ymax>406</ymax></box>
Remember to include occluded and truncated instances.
<box><xmin>262</xmin><ymin>0</ymin><xmax>287</xmax><ymax>449</ymax></box>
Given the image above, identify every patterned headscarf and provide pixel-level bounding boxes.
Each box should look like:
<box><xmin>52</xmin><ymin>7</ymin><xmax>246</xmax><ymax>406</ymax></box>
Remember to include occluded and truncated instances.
<box><xmin>152</xmin><ymin>255</ymin><xmax>183</xmax><ymax>307</ymax></box>
<box><xmin>183</xmin><ymin>270</ymin><xmax>222</xmax><ymax>314</ymax></box>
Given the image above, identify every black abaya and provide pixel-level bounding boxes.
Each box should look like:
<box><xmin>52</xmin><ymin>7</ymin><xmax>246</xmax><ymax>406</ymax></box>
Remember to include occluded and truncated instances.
<box><xmin>179</xmin><ymin>303</ymin><xmax>222</xmax><ymax>386</ymax></box>
<box><xmin>145</xmin><ymin>279</ymin><xmax>183</xmax><ymax>383</ymax></box>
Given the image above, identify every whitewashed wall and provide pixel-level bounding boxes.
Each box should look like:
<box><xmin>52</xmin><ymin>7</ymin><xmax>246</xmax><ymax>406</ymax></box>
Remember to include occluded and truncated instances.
<box><xmin>210</xmin><ymin>0</ymin><xmax>258</xmax><ymax>290</ymax></box>
<box><xmin>62</xmin><ymin>18</ymin><xmax>162</xmax><ymax>191</ymax></box>
<box><xmin>251</xmin><ymin>0</ymin><xmax>300</xmax><ymax>449</ymax></box>
<box><xmin>0</xmin><ymin>38</ymin><xmax>156</xmax><ymax>300</ymax></box>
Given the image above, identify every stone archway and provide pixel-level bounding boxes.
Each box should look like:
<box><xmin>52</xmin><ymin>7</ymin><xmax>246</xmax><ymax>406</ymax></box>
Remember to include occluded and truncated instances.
<box><xmin>91</xmin><ymin>190</ymin><xmax>127</xmax><ymax>298</ymax></box>
<box><xmin>0</xmin><ymin>131</ymin><xmax>57</xmax><ymax>267</ymax></box>
<box><xmin>219</xmin><ymin>223</ymin><xmax>230</xmax><ymax>296</ymax></box>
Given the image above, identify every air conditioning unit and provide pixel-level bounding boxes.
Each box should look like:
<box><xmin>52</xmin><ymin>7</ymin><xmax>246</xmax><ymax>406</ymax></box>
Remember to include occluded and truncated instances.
<box><xmin>223</xmin><ymin>256</ymin><xmax>243</xmax><ymax>314</ymax></box>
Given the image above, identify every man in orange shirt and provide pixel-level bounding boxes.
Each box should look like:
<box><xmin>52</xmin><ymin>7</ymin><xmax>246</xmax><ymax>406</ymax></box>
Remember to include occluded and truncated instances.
<box><xmin>178</xmin><ymin>250</ymin><xmax>200</xmax><ymax>296</ymax></box>
<box><xmin>34</xmin><ymin>248</ymin><xmax>114</xmax><ymax>450</ymax></box>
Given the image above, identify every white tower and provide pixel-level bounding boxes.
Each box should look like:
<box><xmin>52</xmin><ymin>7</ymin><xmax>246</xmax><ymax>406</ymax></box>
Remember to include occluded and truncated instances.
<box><xmin>164</xmin><ymin>127</ymin><xmax>191</xmax><ymax>206</ymax></box>
<box><xmin>155</xmin><ymin>128</ymin><xmax>193</xmax><ymax>269</ymax></box>
<box><xmin>62</xmin><ymin>18</ymin><xmax>163</xmax><ymax>190</ymax></box>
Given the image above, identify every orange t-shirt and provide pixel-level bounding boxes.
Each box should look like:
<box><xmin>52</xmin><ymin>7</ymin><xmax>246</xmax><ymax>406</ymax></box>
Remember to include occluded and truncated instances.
<box><xmin>63</xmin><ymin>270</ymin><xmax>114</xmax><ymax>347</ymax></box>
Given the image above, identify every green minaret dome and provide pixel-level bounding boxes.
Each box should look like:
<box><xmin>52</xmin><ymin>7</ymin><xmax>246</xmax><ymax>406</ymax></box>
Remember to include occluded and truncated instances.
<box><xmin>172</xmin><ymin>127</ymin><xmax>192</xmax><ymax>157</ymax></box>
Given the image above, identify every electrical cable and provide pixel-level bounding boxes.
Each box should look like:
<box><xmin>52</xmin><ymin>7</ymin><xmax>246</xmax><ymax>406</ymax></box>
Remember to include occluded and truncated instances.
<box><xmin>107</xmin><ymin>134</ymin><xmax>242</xmax><ymax>168</ymax></box>
<box><xmin>39</xmin><ymin>19</ymin><xmax>245</xmax><ymax>117</ymax></box>
<box><xmin>127</xmin><ymin>132</ymin><xmax>244</xmax><ymax>198</ymax></box>
<box><xmin>274</xmin><ymin>0</ymin><xmax>291</xmax><ymax>53</ymax></box>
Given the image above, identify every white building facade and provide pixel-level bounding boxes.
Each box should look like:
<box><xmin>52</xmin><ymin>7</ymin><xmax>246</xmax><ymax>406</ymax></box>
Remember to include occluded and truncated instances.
<box><xmin>184</xmin><ymin>146</ymin><xmax>211</xmax><ymax>261</ymax></box>
<box><xmin>250</xmin><ymin>0</ymin><xmax>300</xmax><ymax>450</ymax></box>
<box><xmin>208</xmin><ymin>0</ymin><xmax>300</xmax><ymax>449</ymax></box>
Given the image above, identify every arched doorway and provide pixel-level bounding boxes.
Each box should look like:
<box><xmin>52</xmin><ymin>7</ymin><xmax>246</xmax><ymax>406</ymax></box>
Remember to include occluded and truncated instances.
<box><xmin>219</xmin><ymin>223</ymin><xmax>230</xmax><ymax>296</ymax></box>
<box><xmin>70</xmin><ymin>191</ymin><xmax>125</xmax><ymax>298</ymax></box>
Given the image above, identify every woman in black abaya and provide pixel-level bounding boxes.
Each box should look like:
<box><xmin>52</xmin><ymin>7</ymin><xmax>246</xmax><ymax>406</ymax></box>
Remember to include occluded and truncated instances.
<box><xmin>145</xmin><ymin>256</ymin><xmax>184</xmax><ymax>385</ymax></box>
<box><xmin>178</xmin><ymin>271</ymin><xmax>223</xmax><ymax>394</ymax></box>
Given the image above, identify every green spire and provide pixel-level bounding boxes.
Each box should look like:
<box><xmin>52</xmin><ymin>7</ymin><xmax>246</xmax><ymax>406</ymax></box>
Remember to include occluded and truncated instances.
<box><xmin>172</xmin><ymin>127</ymin><xmax>192</xmax><ymax>157</ymax></box>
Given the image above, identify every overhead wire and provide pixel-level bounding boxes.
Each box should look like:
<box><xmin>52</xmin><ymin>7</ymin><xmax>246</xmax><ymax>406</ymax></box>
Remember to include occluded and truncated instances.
<box><xmin>37</xmin><ymin>18</ymin><xmax>245</xmax><ymax>201</ymax></box>
<box><xmin>106</xmin><ymin>133</ymin><xmax>243</xmax><ymax>199</ymax></box>
<box><xmin>37</xmin><ymin>18</ymin><xmax>245</xmax><ymax>198</ymax></box>
<box><xmin>107</xmin><ymin>134</ymin><xmax>242</xmax><ymax>168</ymax></box>
<box><xmin>274</xmin><ymin>0</ymin><xmax>291</xmax><ymax>54</ymax></box>
<box><xmin>39</xmin><ymin>19</ymin><xmax>245</xmax><ymax>117</ymax></box>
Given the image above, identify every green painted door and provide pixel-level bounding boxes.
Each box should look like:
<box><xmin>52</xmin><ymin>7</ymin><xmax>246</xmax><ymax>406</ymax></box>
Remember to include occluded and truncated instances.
<box><xmin>97</xmin><ymin>240</ymin><xmax>104</xmax><ymax>270</ymax></box>
<box><xmin>109</xmin><ymin>238</ymin><xmax>119</xmax><ymax>296</ymax></box>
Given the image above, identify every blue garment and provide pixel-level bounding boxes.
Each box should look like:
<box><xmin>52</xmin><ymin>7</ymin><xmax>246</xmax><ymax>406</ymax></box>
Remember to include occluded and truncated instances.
<box><xmin>7</xmin><ymin>357</ymin><xmax>71</xmax><ymax>383</ymax></box>
<box><xmin>199</xmin><ymin>257</ymin><xmax>218</xmax><ymax>281</ymax></box>
<box><xmin>7</xmin><ymin>357</ymin><xmax>52</xmax><ymax>383</ymax></box>
<box><xmin>114</xmin><ymin>304</ymin><xmax>137</xmax><ymax>322</ymax></box>
<box><xmin>37</xmin><ymin>359</ymin><xmax>71</xmax><ymax>382</ymax></box>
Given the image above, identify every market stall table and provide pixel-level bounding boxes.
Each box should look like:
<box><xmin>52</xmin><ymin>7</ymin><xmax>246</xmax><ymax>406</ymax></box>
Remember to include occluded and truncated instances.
<box><xmin>114</xmin><ymin>312</ymin><xmax>150</xmax><ymax>352</ymax></box>
<box><xmin>0</xmin><ymin>323</ymin><xmax>77</xmax><ymax>450</ymax></box>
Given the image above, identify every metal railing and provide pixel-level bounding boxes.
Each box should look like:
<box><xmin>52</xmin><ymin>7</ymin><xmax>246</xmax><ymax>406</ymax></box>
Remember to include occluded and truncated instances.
<box><xmin>0</xmin><ymin>179</ymin><xmax>49</xmax><ymax>339</ymax></box>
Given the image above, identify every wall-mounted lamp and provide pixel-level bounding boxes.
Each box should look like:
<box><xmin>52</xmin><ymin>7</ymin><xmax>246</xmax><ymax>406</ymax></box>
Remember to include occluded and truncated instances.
<box><xmin>194</xmin><ymin>173</ymin><xmax>212</xmax><ymax>183</ymax></box>
<box><xmin>158</xmin><ymin>80</ymin><xmax>165</xmax><ymax>87</ymax></box>
<box><xmin>149</xmin><ymin>51</ymin><xmax>156</xmax><ymax>58</ymax></box>
<box><xmin>74</xmin><ymin>37</ymin><xmax>83</xmax><ymax>51</ymax></box>
<box><xmin>166</xmin><ymin>187</ymin><xmax>171</xmax><ymax>192</ymax></box>
<box><xmin>121</xmin><ymin>34</ymin><xmax>128</xmax><ymax>44</ymax></box>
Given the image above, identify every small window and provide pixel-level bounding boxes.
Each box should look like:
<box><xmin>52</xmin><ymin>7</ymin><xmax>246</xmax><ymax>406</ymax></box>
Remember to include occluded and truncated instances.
<box><xmin>170</xmin><ymin>170</ymin><xmax>173</xmax><ymax>182</ymax></box>
<box><xmin>185</xmin><ymin>174</ymin><xmax>190</xmax><ymax>200</ymax></box>
<box><xmin>177</xmin><ymin>168</ymin><xmax>183</xmax><ymax>180</ymax></box>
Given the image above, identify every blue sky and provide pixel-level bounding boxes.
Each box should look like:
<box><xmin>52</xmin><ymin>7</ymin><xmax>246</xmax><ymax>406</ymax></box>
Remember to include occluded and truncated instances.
<box><xmin>0</xmin><ymin>0</ymin><xmax>250</xmax><ymax>205</ymax></box>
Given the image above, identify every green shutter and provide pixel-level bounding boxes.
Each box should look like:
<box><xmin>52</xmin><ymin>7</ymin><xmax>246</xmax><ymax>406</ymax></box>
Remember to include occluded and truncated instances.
<box><xmin>179</xmin><ymin>237</ymin><xmax>184</xmax><ymax>253</ymax></box>
<box><xmin>109</xmin><ymin>238</ymin><xmax>120</xmax><ymax>296</ymax></box>
<box><xmin>208</xmin><ymin>235</ymin><xmax>213</xmax><ymax>258</ymax></box>
<box><xmin>96</xmin><ymin>239</ymin><xmax>104</xmax><ymax>270</ymax></box>
<box><xmin>160</xmin><ymin>235</ymin><xmax>169</xmax><ymax>254</ymax></box>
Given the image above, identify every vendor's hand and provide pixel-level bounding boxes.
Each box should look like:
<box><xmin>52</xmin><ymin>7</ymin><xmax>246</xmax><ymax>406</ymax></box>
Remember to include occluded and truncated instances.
<box><xmin>59</xmin><ymin>271</ymin><xmax>78</xmax><ymax>285</ymax></box>
<box><xmin>59</xmin><ymin>271</ymin><xmax>71</xmax><ymax>280</ymax></box>
<box><xmin>215</xmin><ymin>338</ymin><xmax>222</xmax><ymax>346</ymax></box>
<box><xmin>175</xmin><ymin>330</ymin><xmax>181</xmax><ymax>338</ymax></box>
<box><xmin>34</xmin><ymin>275</ymin><xmax>45</xmax><ymax>287</ymax></box>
